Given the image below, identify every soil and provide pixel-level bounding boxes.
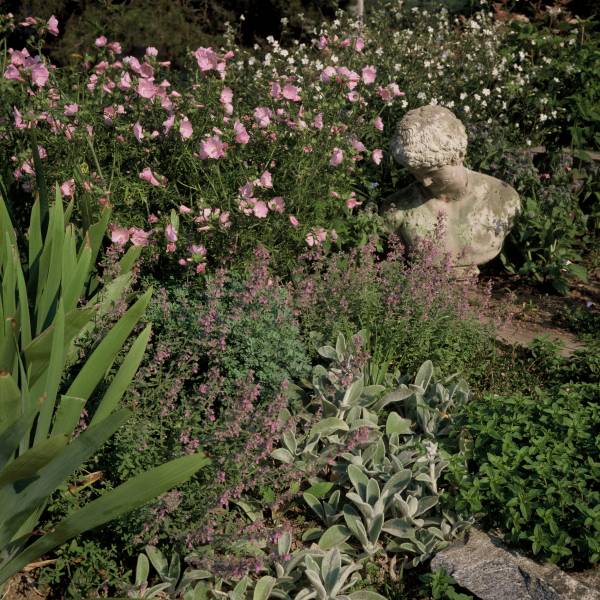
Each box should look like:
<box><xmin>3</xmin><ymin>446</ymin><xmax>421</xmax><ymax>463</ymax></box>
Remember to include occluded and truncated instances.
<box><xmin>479</xmin><ymin>266</ymin><xmax>600</xmax><ymax>356</ymax></box>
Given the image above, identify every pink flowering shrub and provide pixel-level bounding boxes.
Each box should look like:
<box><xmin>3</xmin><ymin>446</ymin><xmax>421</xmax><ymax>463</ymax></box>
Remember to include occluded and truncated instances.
<box><xmin>69</xmin><ymin>251</ymin><xmax>312</xmax><ymax>572</ymax></box>
<box><xmin>292</xmin><ymin>234</ymin><xmax>497</xmax><ymax>382</ymax></box>
<box><xmin>0</xmin><ymin>12</ymin><xmax>397</xmax><ymax>273</ymax></box>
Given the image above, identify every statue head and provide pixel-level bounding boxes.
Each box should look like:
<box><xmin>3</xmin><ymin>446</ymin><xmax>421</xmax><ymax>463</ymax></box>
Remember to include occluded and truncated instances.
<box><xmin>390</xmin><ymin>105</ymin><xmax>467</xmax><ymax>172</ymax></box>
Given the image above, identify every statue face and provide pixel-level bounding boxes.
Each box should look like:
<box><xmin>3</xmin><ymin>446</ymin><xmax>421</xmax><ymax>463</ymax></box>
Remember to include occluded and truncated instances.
<box><xmin>409</xmin><ymin>164</ymin><xmax>469</xmax><ymax>198</ymax></box>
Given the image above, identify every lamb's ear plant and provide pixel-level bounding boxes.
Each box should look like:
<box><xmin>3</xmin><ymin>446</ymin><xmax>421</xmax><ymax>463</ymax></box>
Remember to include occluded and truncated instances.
<box><xmin>0</xmin><ymin>183</ymin><xmax>209</xmax><ymax>586</ymax></box>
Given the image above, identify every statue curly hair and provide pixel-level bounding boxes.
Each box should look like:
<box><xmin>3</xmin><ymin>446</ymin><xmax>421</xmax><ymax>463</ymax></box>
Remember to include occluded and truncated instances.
<box><xmin>390</xmin><ymin>105</ymin><xmax>468</xmax><ymax>170</ymax></box>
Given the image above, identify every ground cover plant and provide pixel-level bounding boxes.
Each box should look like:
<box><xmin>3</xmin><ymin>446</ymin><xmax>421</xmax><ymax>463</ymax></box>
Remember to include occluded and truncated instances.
<box><xmin>448</xmin><ymin>339</ymin><xmax>600</xmax><ymax>568</ymax></box>
<box><xmin>0</xmin><ymin>1</ymin><xmax>599</xmax><ymax>598</ymax></box>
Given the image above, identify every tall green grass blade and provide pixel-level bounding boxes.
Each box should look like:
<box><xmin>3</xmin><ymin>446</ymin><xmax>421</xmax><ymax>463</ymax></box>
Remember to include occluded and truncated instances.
<box><xmin>51</xmin><ymin>395</ymin><xmax>85</xmax><ymax>437</ymax></box>
<box><xmin>0</xmin><ymin>409</ymin><xmax>129</xmax><ymax>548</ymax></box>
<box><xmin>0</xmin><ymin>373</ymin><xmax>20</xmax><ymax>429</ymax></box>
<box><xmin>34</xmin><ymin>302</ymin><xmax>65</xmax><ymax>442</ymax></box>
<box><xmin>91</xmin><ymin>324</ymin><xmax>151</xmax><ymax>425</ymax></box>
<box><xmin>0</xmin><ymin>435</ymin><xmax>68</xmax><ymax>488</ymax></box>
<box><xmin>0</xmin><ymin>453</ymin><xmax>209</xmax><ymax>584</ymax></box>
<box><xmin>66</xmin><ymin>289</ymin><xmax>152</xmax><ymax>400</ymax></box>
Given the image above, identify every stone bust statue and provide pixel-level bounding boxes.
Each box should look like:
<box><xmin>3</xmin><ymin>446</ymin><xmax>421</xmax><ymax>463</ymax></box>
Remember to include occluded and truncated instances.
<box><xmin>381</xmin><ymin>105</ymin><xmax>521</xmax><ymax>274</ymax></box>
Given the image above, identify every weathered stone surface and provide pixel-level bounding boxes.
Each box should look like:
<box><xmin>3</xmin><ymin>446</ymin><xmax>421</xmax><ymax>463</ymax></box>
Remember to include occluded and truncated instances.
<box><xmin>382</xmin><ymin>105</ymin><xmax>521</xmax><ymax>274</ymax></box>
<box><xmin>431</xmin><ymin>528</ymin><xmax>600</xmax><ymax>600</ymax></box>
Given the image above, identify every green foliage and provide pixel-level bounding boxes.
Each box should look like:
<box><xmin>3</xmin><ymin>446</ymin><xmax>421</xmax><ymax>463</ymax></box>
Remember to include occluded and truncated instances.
<box><xmin>0</xmin><ymin>183</ymin><xmax>208</xmax><ymax>587</ymax></box>
<box><xmin>420</xmin><ymin>569</ymin><xmax>473</xmax><ymax>600</ymax></box>
<box><xmin>449</xmin><ymin>355</ymin><xmax>600</xmax><ymax>567</ymax></box>
<box><xmin>293</xmin><ymin>242</ymin><xmax>497</xmax><ymax>386</ymax></box>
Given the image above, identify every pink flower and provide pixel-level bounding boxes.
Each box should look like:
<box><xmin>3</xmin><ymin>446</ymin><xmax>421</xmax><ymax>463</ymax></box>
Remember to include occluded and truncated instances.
<box><xmin>374</xmin><ymin>116</ymin><xmax>384</xmax><ymax>131</ymax></box>
<box><xmin>146</xmin><ymin>46</ymin><xmax>158</xmax><ymax>57</ymax></box>
<box><xmin>253</xmin><ymin>201</ymin><xmax>269</xmax><ymax>218</ymax></box>
<box><xmin>199</xmin><ymin>135</ymin><xmax>227</xmax><ymax>159</ymax></box>
<box><xmin>31</xmin><ymin>63</ymin><xmax>49</xmax><ymax>87</ymax></box>
<box><xmin>346</xmin><ymin>196</ymin><xmax>363</xmax><ymax>209</ymax></box>
<box><xmin>189</xmin><ymin>243</ymin><xmax>206</xmax><ymax>256</ymax></box>
<box><xmin>159</xmin><ymin>114</ymin><xmax>173</xmax><ymax>134</ymax></box>
<box><xmin>220</xmin><ymin>87</ymin><xmax>233</xmax><ymax>104</ymax></box>
<box><xmin>119</xmin><ymin>71</ymin><xmax>132</xmax><ymax>89</ymax></box>
<box><xmin>166</xmin><ymin>242</ymin><xmax>176</xmax><ymax>253</ymax></box>
<box><xmin>60</xmin><ymin>179</ymin><xmax>76</xmax><ymax>198</ymax></box>
<box><xmin>306</xmin><ymin>227</ymin><xmax>327</xmax><ymax>247</ymax></box>
<box><xmin>47</xmin><ymin>15</ymin><xmax>59</xmax><ymax>36</ymax></box>
<box><xmin>180</xmin><ymin>117</ymin><xmax>193</xmax><ymax>139</ymax></box>
<box><xmin>354</xmin><ymin>37</ymin><xmax>365</xmax><ymax>52</ymax></box>
<box><xmin>95</xmin><ymin>36</ymin><xmax>107</xmax><ymax>47</ymax></box>
<box><xmin>137</xmin><ymin>78</ymin><xmax>157</xmax><ymax>99</ymax></box>
<box><xmin>3</xmin><ymin>64</ymin><xmax>22</xmax><ymax>81</ymax></box>
<box><xmin>148</xmin><ymin>213</ymin><xmax>159</xmax><ymax>224</ymax></box>
<box><xmin>129</xmin><ymin>227</ymin><xmax>151</xmax><ymax>246</ymax></box>
<box><xmin>239</xmin><ymin>182</ymin><xmax>254</xmax><ymax>199</ymax></box>
<box><xmin>13</xmin><ymin>107</ymin><xmax>26</xmax><ymax>129</ymax></box>
<box><xmin>282</xmin><ymin>84</ymin><xmax>301</xmax><ymax>101</ymax></box>
<box><xmin>193</xmin><ymin>47</ymin><xmax>219</xmax><ymax>72</ymax></box>
<box><xmin>361</xmin><ymin>65</ymin><xmax>377</xmax><ymax>85</ymax></box>
<box><xmin>312</xmin><ymin>112</ymin><xmax>323</xmax><ymax>130</ymax></box>
<box><xmin>110</xmin><ymin>226</ymin><xmax>130</xmax><ymax>245</ymax></box>
<box><xmin>64</xmin><ymin>103</ymin><xmax>79</xmax><ymax>116</ymax></box>
<box><xmin>270</xmin><ymin>81</ymin><xmax>281</xmax><ymax>99</ymax></box>
<box><xmin>372</xmin><ymin>149</ymin><xmax>383</xmax><ymax>165</ymax></box>
<box><xmin>347</xmin><ymin>91</ymin><xmax>360</xmax><ymax>102</ymax></box>
<box><xmin>133</xmin><ymin>121</ymin><xmax>143</xmax><ymax>142</ymax></box>
<box><xmin>351</xmin><ymin>138</ymin><xmax>367</xmax><ymax>153</ymax></box>
<box><xmin>165</xmin><ymin>223</ymin><xmax>178</xmax><ymax>242</ymax></box>
<box><xmin>258</xmin><ymin>170</ymin><xmax>273</xmax><ymax>188</ymax></box>
<box><xmin>139</xmin><ymin>167</ymin><xmax>164</xmax><ymax>186</ymax></box>
<box><xmin>289</xmin><ymin>215</ymin><xmax>299</xmax><ymax>227</ymax></box>
<box><xmin>268</xmin><ymin>197</ymin><xmax>285</xmax><ymax>212</ymax></box>
<box><xmin>254</xmin><ymin>107</ymin><xmax>272</xmax><ymax>128</ymax></box>
<box><xmin>108</xmin><ymin>41</ymin><xmax>122</xmax><ymax>54</ymax></box>
<box><xmin>234</xmin><ymin>119</ymin><xmax>249</xmax><ymax>144</ymax></box>
<box><xmin>321</xmin><ymin>66</ymin><xmax>336</xmax><ymax>82</ymax></box>
<box><xmin>329</xmin><ymin>148</ymin><xmax>344</xmax><ymax>166</ymax></box>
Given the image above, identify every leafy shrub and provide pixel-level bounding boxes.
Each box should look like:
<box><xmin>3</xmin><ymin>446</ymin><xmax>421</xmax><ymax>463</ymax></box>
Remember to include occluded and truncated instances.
<box><xmin>3</xmin><ymin>3</ymin><xmax>598</xmax><ymax>287</ymax></box>
<box><xmin>0</xmin><ymin>186</ymin><xmax>208</xmax><ymax>588</ymax></box>
<box><xmin>450</xmin><ymin>377</ymin><xmax>600</xmax><ymax>567</ymax></box>
<box><xmin>39</xmin><ymin>252</ymin><xmax>311</xmax><ymax>594</ymax></box>
<box><xmin>292</xmin><ymin>236</ymin><xmax>498</xmax><ymax>384</ymax></box>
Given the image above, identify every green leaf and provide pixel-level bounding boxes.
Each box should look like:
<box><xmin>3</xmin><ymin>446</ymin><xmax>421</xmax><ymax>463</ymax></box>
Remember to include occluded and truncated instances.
<box><xmin>318</xmin><ymin>525</ymin><xmax>351</xmax><ymax>550</ymax></box>
<box><xmin>0</xmin><ymin>410</ymin><xmax>130</xmax><ymax>549</ymax></box>
<box><xmin>145</xmin><ymin>545</ymin><xmax>168</xmax><ymax>579</ymax></box>
<box><xmin>0</xmin><ymin>373</ymin><xmax>20</xmax><ymax>429</ymax></box>
<box><xmin>0</xmin><ymin>452</ymin><xmax>209</xmax><ymax>584</ymax></box>
<box><xmin>305</xmin><ymin>481</ymin><xmax>335</xmax><ymax>499</ymax></box>
<box><xmin>51</xmin><ymin>395</ymin><xmax>86</xmax><ymax>437</ymax></box>
<box><xmin>271</xmin><ymin>448</ymin><xmax>294</xmax><ymax>464</ymax></box>
<box><xmin>310</xmin><ymin>417</ymin><xmax>349</xmax><ymax>437</ymax></box>
<box><xmin>66</xmin><ymin>289</ymin><xmax>152</xmax><ymax>400</ymax></box>
<box><xmin>349</xmin><ymin>591</ymin><xmax>387</xmax><ymax>600</ymax></box>
<box><xmin>347</xmin><ymin>464</ymin><xmax>369</xmax><ymax>497</ymax></box>
<box><xmin>91</xmin><ymin>324</ymin><xmax>152</xmax><ymax>425</ymax></box>
<box><xmin>253</xmin><ymin>576</ymin><xmax>276</xmax><ymax>600</ymax></box>
<box><xmin>414</xmin><ymin>360</ymin><xmax>434</xmax><ymax>390</ymax></box>
<box><xmin>0</xmin><ymin>435</ymin><xmax>68</xmax><ymax>488</ymax></box>
<box><xmin>386</xmin><ymin>412</ymin><xmax>413</xmax><ymax>436</ymax></box>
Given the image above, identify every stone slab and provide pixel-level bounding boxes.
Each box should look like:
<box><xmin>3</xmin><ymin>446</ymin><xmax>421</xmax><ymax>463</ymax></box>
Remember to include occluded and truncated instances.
<box><xmin>431</xmin><ymin>528</ymin><xmax>600</xmax><ymax>600</ymax></box>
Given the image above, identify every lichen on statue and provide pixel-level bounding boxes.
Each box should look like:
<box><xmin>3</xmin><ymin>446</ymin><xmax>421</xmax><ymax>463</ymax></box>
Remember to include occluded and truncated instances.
<box><xmin>382</xmin><ymin>105</ymin><xmax>521</xmax><ymax>275</ymax></box>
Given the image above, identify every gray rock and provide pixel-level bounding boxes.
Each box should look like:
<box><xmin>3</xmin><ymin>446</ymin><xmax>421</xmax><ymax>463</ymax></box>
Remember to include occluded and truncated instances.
<box><xmin>431</xmin><ymin>528</ymin><xmax>600</xmax><ymax>600</ymax></box>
